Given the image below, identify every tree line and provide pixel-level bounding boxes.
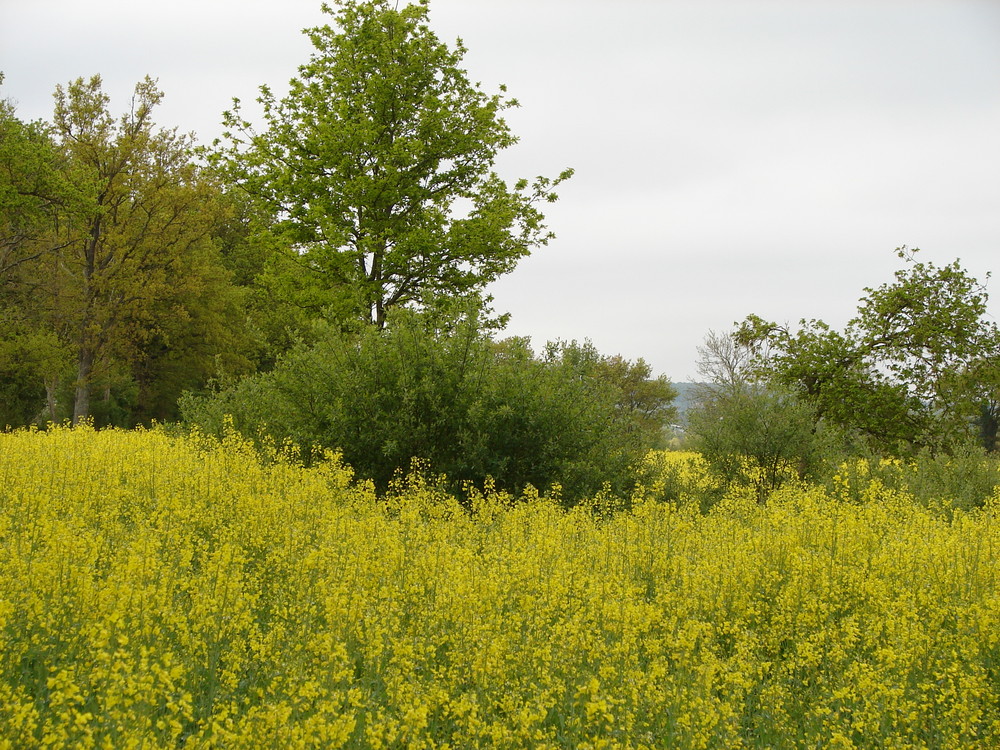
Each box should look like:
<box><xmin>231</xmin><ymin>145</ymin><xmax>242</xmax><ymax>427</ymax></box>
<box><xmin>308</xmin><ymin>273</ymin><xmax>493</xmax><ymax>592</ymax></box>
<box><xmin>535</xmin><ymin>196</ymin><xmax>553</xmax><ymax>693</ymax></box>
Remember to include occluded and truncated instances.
<box><xmin>1</xmin><ymin>73</ymin><xmax>248</xmax><ymax>426</ymax></box>
<box><xmin>3</xmin><ymin>0</ymin><xmax>996</xmax><ymax>504</ymax></box>
<box><xmin>1</xmin><ymin>1</ymin><xmax>674</xmax><ymax>500</ymax></box>
<box><xmin>0</xmin><ymin>1</ymin><xmax>574</xmax><ymax>426</ymax></box>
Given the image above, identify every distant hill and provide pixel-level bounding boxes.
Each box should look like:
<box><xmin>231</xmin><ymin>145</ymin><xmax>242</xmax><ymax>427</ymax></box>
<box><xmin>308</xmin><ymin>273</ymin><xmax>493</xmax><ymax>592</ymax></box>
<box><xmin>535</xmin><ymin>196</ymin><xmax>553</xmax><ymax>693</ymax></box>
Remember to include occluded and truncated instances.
<box><xmin>670</xmin><ymin>382</ymin><xmax>704</xmax><ymax>424</ymax></box>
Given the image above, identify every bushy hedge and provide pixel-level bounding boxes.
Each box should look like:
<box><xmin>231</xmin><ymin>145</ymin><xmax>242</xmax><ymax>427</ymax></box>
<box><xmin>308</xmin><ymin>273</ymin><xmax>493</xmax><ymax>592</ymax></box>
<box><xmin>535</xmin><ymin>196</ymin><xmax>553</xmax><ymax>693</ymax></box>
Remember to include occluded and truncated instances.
<box><xmin>180</xmin><ymin>310</ymin><xmax>674</xmax><ymax>501</ymax></box>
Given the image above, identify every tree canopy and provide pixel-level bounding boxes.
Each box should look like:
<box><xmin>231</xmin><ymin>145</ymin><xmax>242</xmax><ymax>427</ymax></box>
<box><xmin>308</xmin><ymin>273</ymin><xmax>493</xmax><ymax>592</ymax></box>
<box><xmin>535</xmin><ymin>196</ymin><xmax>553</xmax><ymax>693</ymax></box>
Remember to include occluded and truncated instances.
<box><xmin>213</xmin><ymin>0</ymin><xmax>572</xmax><ymax>329</ymax></box>
<box><xmin>0</xmin><ymin>75</ymin><xmax>251</xmax><ymax>426</ymax></box>
<box><xmin>736</xmin><ymin>249</ymin><xmax>1000</xmax><ymax>454</ymax></box>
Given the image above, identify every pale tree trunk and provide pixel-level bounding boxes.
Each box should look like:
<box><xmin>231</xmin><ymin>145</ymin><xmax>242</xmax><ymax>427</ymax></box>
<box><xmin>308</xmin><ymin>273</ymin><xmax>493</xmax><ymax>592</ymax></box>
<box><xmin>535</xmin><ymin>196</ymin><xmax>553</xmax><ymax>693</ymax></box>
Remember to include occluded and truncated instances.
<box><xmin>45</xmin><ymin>378</ymin><xmax>59</xmax><ymax>423</ymax></box>
<box><xmin>74</xmin><ymin>215</ymin><xmax>99</xmax><ymax>425</ymax></box>
<box><xmin>73</xmin><ymin>347</ymin><xmax>93</xmax><ymax>425</ymax></box>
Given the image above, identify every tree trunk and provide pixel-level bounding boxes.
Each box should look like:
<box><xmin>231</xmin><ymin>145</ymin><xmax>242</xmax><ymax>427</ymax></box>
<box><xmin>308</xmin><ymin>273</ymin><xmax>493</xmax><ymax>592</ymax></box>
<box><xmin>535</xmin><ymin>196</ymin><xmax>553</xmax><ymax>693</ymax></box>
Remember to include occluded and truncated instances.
<box><xmin>981</xmin><ymin>402</ymin><xmax>999</xmax><ymax>453</ymax></box>
<box><xmin>45</xmin><ymin>378</ymin><xmax>59</xmax><ymax>423</ymax></box>
<box><xmin>73</xmin><ymin>347</ymin><xmax>93</xmax><ymax>425</ymax></box>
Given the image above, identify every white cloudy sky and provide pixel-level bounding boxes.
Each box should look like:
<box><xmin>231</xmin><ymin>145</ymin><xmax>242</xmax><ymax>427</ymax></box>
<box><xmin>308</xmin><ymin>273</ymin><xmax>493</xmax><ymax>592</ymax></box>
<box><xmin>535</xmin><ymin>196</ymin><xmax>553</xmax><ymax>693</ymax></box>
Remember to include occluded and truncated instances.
<box><xmin>3</xmin><ymin>0</ymin><xmax>998</xmax><ymax>381</ymax></box>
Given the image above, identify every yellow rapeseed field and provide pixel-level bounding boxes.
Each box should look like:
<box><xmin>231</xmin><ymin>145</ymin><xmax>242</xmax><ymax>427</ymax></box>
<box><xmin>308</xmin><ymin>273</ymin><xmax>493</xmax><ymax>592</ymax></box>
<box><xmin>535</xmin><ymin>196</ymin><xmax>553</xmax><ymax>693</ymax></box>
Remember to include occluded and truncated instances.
<box><xmin>1</xmin><ymin>426</ymin><xmax>999</xmax><ymax>748</ymax></box>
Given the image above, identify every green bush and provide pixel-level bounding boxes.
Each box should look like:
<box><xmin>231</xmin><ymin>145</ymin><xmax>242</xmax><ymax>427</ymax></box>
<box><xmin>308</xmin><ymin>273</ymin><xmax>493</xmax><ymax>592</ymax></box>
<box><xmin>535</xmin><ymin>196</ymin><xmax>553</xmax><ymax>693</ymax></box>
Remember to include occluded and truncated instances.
<box><xmin>904</xmin><ymin>443</ymin><xmax>1000</xmax><ymax>511</ymax></box>
<box><xmin>180</xmin><ymin>309</ymin><xmax>674</xmax><ymax>502</ymax></box>
<box><xmin>685</xmin><ymin>383</ymin><xmax>827</xmax><ymax>503</ymax></box>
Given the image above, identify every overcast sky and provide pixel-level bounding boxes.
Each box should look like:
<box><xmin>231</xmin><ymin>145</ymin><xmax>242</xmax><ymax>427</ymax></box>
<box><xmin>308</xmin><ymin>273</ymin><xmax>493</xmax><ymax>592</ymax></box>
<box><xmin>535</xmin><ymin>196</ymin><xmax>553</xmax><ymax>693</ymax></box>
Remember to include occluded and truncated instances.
<box><xmin>3</xmin><ymin>0</ymin><xmax>999</xmax><ymax>381</ymax></box>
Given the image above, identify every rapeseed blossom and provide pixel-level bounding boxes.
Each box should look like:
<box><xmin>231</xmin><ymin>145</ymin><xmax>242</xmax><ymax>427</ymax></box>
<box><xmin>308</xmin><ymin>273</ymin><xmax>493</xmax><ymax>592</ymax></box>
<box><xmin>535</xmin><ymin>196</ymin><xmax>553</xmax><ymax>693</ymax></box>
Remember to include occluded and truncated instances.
<box><xmin>1</xmin><ymin>426</ymin><xmax>998</xmax><ymax>747</ymax></box>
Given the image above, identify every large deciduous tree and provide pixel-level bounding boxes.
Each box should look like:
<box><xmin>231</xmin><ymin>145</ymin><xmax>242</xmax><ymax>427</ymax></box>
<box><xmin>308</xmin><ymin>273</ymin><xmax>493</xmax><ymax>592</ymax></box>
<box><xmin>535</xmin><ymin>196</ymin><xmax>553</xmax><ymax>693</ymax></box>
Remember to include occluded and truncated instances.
<box><xmin>214</xmin><ymin>0</ymin><xmax>571</xmax><ymax>329</ymax></box>
<box><xmin>48</xmin><ymin>75</ymin><xmax>244</xmax><ymax>423</ymax></box>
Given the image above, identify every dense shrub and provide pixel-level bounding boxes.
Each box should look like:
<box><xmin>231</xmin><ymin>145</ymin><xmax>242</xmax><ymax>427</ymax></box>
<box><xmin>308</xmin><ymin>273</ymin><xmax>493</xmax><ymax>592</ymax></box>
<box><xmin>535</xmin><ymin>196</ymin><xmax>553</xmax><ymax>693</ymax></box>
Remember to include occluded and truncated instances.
<box><xmin>180</xmin><ymin>309</ymin><xmax>674</xmax><ymax>501</ymax></box>
<box><xmin>685</xmin><ymin>383</ymin><xmax>828</xmax><ymax>503</ymax></box>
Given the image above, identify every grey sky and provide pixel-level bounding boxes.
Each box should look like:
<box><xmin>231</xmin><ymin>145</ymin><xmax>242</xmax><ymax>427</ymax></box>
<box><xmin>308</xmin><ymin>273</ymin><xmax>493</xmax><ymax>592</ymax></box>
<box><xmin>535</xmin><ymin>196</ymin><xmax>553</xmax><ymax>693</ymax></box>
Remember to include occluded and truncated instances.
<box><xmin>3</xmin><ymin>0</ymin><xmax>998</xmax><ymax>381</ymax></box>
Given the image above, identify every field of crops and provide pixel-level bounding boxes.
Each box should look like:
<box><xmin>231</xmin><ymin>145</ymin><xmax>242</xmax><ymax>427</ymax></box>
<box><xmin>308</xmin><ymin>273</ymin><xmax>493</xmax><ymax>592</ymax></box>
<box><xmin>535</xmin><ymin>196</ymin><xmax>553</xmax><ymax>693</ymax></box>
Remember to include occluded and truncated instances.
<box><xmin>1</xmin><ymin>426</ymin><xmax>999</xmax><ymax>748</ymax></box>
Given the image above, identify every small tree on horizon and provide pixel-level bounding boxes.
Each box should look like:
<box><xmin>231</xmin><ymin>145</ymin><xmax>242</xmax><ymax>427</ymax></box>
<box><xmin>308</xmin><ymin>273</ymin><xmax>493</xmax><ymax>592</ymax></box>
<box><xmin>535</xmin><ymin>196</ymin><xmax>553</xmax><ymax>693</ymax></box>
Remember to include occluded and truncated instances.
<box><xmin>686</xmin><ymin>330</ymin><xmax>826</xmax><ymax>502</ymax></box>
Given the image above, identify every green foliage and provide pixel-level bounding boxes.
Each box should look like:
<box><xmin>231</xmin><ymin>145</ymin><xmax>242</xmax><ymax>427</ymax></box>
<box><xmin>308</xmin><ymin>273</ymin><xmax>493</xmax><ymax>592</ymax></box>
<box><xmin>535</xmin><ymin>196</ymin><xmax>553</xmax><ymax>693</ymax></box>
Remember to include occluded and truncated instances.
<box><xmin>0</xmin><ymin>76</ymin><xmax>257</xmax><ymax>427</ymax></box>
<box><xmin>686</xmin><ymin>383</ymin><xmax>825</xmax><ymax>503</ymax></box>
<box><xmin>48</xmin><ymin>76</ymin><xmax>246</xmax><ymax>421</ymax></box>
<box><xmin>210</xmin><ymin>186</ymin><xmax>363</xmax><ymax>369</ymax></box>
<box><xmin>823</xmin><ymin>443</ymin><xmax>1000</xmax><ymax>513</ymax></box>
<box><xmin>0</xmin><ymin>84</ymin><xmax>73</xmax><ymax>284</ymax></box>
<box><xmin>0</xmin><ymin>313</ymin><xmax>72</xmax><ymax>426</ymax></box>
<box><xmin>212</xmin><ymin>0</ymin><xmax>571</xmax><ymax>330</ymax></box>
<box><xmin>181</xmin><ymin>309</ymin><xmax>674</xmax><ymax>501</ymax></box>
<box><xmin>737</xmin><ymin>249</ymin><xmax>1000</xmax><ymax>455</ymax></box>
<box><xmin>891</xmin><ymin>444</ymin><xmax>1000</xmax><ymax>513</ymax></box>
<box><xmin>737</xmin><ymin>315</ymin><xmax>921</xmax><ymax>451</ymax></box>
<box><xmin>682</xmin><ymin>330</ymin><xmax>831</xmax><ymax>503</ymax></box>
<box><xmin>0</xmin><ymin>82</ymin><xmax>78</xmax><ymax>423</ymax></box>
<box><xmin>591</xmin><ymin>354</ymin><xmax>678</xmax><ymax>449</ymax></box>
<box><xmin>957</xmin><ymin>349</ymin><xmax>1000</xmax><ymax>453</ymax></box>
